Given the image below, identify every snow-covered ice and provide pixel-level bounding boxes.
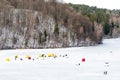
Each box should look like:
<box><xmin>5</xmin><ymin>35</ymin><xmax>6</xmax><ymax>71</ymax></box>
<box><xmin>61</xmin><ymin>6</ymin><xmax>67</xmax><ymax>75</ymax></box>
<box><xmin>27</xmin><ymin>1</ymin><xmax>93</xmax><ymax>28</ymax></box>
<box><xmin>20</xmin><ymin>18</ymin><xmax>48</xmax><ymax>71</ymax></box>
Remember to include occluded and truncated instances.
<box><xmin>0</xmin><ymin>38</ymin><xmax>120</xmax><ymax>80</ymax></box>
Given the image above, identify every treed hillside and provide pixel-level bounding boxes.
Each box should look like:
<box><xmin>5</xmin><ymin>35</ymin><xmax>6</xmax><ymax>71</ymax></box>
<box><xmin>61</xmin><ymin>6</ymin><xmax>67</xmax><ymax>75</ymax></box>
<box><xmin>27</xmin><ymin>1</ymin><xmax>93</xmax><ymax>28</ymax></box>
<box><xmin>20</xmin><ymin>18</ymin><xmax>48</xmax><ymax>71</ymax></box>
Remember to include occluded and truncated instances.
<box><xmin>69</xmin><ymin>3</ymin><xmax>120</xmax><ymax>38</ymax></box>
<box><xmin>0</xmin><ymin>0</ymin><xmax>112</xmax><ymax>49</ymax></box>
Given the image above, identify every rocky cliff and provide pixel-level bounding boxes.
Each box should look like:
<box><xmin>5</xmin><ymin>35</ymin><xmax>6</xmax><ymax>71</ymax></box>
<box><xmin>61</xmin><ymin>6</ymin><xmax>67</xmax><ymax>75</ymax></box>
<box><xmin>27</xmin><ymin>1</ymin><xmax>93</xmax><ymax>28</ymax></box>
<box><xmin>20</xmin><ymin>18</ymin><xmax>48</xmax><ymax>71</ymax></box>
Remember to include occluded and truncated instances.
<box><xmin>0</xmin><ymin>8</ymin><xmax>102</xmax><ymax>49</ymax></box>
<box><xmin>0</xmin><ymin>0</ymin><xmax>103</xmax><ymax>49</ymax></box>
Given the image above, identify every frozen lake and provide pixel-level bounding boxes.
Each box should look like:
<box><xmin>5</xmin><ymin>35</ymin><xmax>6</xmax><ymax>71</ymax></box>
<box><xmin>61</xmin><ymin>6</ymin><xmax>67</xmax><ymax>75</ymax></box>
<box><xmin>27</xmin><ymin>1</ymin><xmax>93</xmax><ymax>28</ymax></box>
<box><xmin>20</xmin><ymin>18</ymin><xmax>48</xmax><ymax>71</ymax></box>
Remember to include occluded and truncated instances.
<box><xmin>0</xmin><ymin>38</ymin><xmax>120</xmax><ymax>80</ymax></box>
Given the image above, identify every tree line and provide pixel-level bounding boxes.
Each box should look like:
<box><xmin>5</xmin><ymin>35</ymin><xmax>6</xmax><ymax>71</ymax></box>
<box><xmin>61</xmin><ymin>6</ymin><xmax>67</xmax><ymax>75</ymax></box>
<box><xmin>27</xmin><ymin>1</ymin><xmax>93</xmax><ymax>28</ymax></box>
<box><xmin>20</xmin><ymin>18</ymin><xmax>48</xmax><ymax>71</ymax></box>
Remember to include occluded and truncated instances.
<box><xmin>69</xmin><ymin>3</ymin><xmax>120</xmax><ymax>37</ymax></box>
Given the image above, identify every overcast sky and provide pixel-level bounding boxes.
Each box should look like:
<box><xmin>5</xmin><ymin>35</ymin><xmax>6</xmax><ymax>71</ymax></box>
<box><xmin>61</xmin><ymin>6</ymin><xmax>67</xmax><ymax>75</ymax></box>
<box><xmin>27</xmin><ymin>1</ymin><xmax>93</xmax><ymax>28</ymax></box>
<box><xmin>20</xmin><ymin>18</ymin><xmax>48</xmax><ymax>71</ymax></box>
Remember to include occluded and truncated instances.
<box><xmin>63</xmin><ymin>0</ymin><xmax>120</xmax><ymax>10</ymax></box>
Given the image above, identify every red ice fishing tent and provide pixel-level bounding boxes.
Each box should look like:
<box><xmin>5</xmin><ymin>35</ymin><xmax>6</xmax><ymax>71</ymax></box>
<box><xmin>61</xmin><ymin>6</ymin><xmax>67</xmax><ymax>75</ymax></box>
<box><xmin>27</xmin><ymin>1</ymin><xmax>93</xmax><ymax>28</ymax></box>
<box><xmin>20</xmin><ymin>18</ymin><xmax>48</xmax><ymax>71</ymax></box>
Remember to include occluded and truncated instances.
<box><xmin>82</xmin><ymin>58</ymin><xmax>86</xmax><ymax>62</ymax></box>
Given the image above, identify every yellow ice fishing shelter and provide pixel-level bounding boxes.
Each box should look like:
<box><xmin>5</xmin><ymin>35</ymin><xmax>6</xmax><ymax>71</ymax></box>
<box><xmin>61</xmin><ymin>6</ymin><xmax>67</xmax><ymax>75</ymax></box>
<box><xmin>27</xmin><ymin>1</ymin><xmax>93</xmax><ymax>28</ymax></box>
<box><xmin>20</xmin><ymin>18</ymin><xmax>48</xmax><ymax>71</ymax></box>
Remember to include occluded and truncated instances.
<box><xmin>48</xmin><ymin>53</ymin><xmax>57</xmax><ymax>57</ymax></box>
<box><xmin>5</xmin><ymin>58</ymin><xmax>10</xmax><ymax>62</ymax></box>
<box><xmin>39</xmin><ymin>54</ymin><xmax>46</xmax><ymax>58</ymax></box>
<box><xmin>15</xmin><ymin>55</ymin><xmax>19</xmax><ymax>60</ymax></box>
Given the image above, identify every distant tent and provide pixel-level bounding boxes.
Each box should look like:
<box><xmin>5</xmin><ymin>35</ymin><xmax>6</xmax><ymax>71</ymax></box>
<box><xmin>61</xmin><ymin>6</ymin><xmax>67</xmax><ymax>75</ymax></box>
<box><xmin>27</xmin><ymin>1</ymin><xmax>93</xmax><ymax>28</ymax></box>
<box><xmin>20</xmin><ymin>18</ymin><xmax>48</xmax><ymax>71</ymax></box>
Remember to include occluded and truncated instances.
<box><xmin>39</xmin><ymin>54</ymin><xmax>46</xmax><ymax>58</ymax></box>
<box><xmin>5</xmin><ymin>58</ymin><xmax>10</xmax><ymax>62</ymax></box>
<box><xmin>25</xmin><ymin>55</ymin><xmax>31</xmax><ymax>60</ymax></box>
<box><xmin>15</xmin><ymin>55</ymin><xmax>19</xmax><ymax>60</ymax></box>
<box><xmin>48</xmin><ymin>53</ymin><xmax>57</xmax><ymax>57</ymax></box>
<box><xmin>28</xmin><ymin>56</ymin><xmax>31</xmax><ymax>60</ymax></box>
<box><xmin>82</xmin><ymin>58</ymin><xmax>86</xmax><ymax>62</ymax></box>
